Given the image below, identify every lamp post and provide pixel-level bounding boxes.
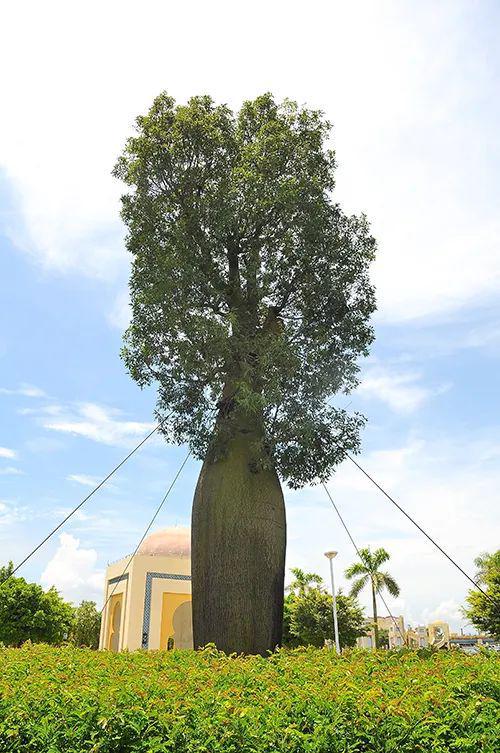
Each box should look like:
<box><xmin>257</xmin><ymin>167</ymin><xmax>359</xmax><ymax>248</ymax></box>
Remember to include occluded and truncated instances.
<box><xmin>324</xmin><ymin>550</ymin><xmax>341</xmax><ymax>654</ymax></box>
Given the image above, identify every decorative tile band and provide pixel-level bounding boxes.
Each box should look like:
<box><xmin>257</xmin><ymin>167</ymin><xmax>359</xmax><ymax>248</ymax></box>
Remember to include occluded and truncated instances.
<box><xmin>103</xmin><ymin>573</ymin><xmax>129</xmax><ymax>652</ymax></box>
<box><xmin>108</xmin><ymin>573</ymin><xmax>129</xmax><ymax>586</ymax></box>
<box><xmin>141</xmin><ymin>572</ymin><xmax>191</xmax><ymax>649</ymax></box>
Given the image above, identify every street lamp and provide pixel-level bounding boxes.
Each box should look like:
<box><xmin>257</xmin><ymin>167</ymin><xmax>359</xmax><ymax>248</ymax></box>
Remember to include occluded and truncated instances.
<box><xmin>324</xmin><ymin>550</ymin><xmax>341</xmax><ymax>654</ymax></box>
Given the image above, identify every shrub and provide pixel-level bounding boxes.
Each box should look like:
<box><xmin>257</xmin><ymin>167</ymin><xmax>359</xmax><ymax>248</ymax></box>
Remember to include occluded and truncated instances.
<box><xmin>69</xmin><ymin>600</ymin><xmax>101</xmax><ymax>649</ymax></box>
<box><xmin>0</xmin><ymin>645</ymin><xmax>499</xmax><ymax>751</ymax></box>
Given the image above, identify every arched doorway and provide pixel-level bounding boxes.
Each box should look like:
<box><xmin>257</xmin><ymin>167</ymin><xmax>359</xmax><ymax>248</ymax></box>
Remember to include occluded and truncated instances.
<box><xmin>107</xmin><ymin>593</ymin><xmax>123</xmax><ymax>652</ymax></box>
<box><xmin>160</xmin><ymin>592</ymin><xmax>193</xmax><ymax>649</ymax></box>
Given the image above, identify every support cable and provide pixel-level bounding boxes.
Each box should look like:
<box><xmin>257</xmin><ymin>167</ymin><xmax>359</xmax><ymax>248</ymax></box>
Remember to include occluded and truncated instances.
<box><xmin>1</xmin><ymin>423</ymin><xmax>162</xmax><ymax>585</ymax></box>
<box><xmin>100</xmin><ymin>449</ymin><xmax>191</xmax><ymax>617</ymax></box>
<box><xmin>346</xmin><ymin>453</ymin><xmax>497</xmax><ymax>607</ymax></box>
<box><xmin>322</xmin><ymin>482</ymin><xmax>407</xmax><ymax>647</ymax></box>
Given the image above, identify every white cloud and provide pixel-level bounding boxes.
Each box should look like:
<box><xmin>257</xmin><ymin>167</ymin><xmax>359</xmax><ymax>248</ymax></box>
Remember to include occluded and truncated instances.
<box><xmin>1</xmin><ymin>2</ymin><xmax>500</xmax><ymax>321</ymax></box>
<box><xmin>422</xmin><ymin>599</ymin><xmax>463</xmax><ymax>627</ymax></box>
<box><xmin>0</xmin><ymin>447</ymin><xmax>17</xmax><ymax>459</ymax></box>
<box><xmin>66</xmin><ymin>473</ymin><xmax>101</xmax><ymax>488</ymax></box>
<box><xmin>356</xmin><ymin>366</ymin><xmax>450</xmax><ymax>414</ymax></box>
<box><xmin>0</xmin><ymin>383</ymin><xmax>46</xmax><ymax>398</ymax></box>
<box><xmin>37</xmin><ymin>402</ymin><xmax>153</xmax><ymax>447</ymax></box>
<box><xmin>40</xmin><ymin>533</ymin><xmax>104</xmax><ymax>603</ymax></box>
<box><xmin>0</xmin><ymin>466</ymin><xmax>24</xmax><ymax>476</ymax></box>
<box><xmin>66</xmin><ymin>473</ymin><xmax>117</xmax><ymax>491</ymax></box>
<box><xmin>19</xmin><ymin>404</ymin><xmax>63</xmax><ymax>417</ymax></box>
<box><xmin>0</xmin><ymin>499</ymin><xmax>26</xmax><ymax>527</ymax></box>
<box><xmin>45</xmin><ymin>506</ymin><xmax>143</xmax><ymax>548</ymax></box>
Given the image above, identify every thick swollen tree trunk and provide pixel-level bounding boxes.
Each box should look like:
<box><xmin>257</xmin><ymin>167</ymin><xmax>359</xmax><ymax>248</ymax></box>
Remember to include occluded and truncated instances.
<box><xmin>191</xmin><ymin>426</ymin><xmax>286</xmax><ymax>655</ymax></box>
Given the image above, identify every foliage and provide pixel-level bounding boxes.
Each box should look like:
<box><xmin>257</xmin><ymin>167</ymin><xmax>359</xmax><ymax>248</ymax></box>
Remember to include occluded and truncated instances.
<box><xmin>284</xmin><ymin>589</ymin><xmax>366</xmax><ymax>649</ymax></box>
<box><xmin>114</xmin><ymin>92</ymin><xmax>376</xmax><ymax>487</ymax></box>
<box><xmin>474</xmin><ymin>551</ymin><xmax>500</xmax><ymax>584</ymax></box>
<box><xmin>287</xmin><ymin>567</ymin><xmax>325</xmax><ymax>596</ymax></box>
<box><xmin>0</xmin><ymin>645</ymin><xmax>499</xmax><ymax>751</ymax></box>
<box><xmin>0</xmin><ymin>563</ymin><xmax>74</xmax><ymax>647</ymax></box>
<box><xmin>69</xmin><ymin>600</ymin><xmax>101</xmax><ymax>649</ymax></box>
<box><xmin>345</xmin><ymin>547</ymin><xmax>400</xmax><ymax>648</ymax></box>
<box><xmin>344</xmin><ymin>547</ymin><xmax>400</xmax><ymax>601</ymax></box>
<box><xmin>464</xmin><ymin>550</ymin><xmax>500</xmax><ymax>639</ymax></box>
<box><xmin>283</xmin><ymin>568</ymin><xmax>365</xmax><ymax>648</ymax></box>
<box><xmin>0</xmin><ymin>561</ymin><xmax>15</xmax><ymax>583</ymax></box>
<box><xmin>378</xmin><ymin>628</ymin><xmax>390</xmax><ymax>650</ymax></box>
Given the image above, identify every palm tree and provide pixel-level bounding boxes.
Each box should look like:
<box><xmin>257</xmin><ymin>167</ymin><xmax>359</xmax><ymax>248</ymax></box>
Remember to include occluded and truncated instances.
<box><xmin>345</xmin><ymin>547</ymin><xmax>400</xmax><ymax>649</ymax></box>
<box><xmin>287</xmin><ymin>567</ymin><xmax>324</xmax><ymax>596</ymax></box>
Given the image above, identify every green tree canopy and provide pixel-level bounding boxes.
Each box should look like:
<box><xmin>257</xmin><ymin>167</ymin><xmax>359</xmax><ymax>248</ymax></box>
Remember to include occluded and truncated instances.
<box><xmin>287</xmin><ymin>567</ymin><xmax>324</xmax><ymax>596</ymax></box>
<box><xmin>0</xmin><ymin>563</ymin><xmax>74</xmax><ymax>647</ymax></box>
<box><xmin>464</xmin><ymin>551</ymin><xmax>500</xmax><ymax>639</ymax></box>
<box><xmin>115</xmin><ymin>92</ymin><xmax>375</xmax><ymax>488</ymax></box>
<box><xmin>283</xmin><ymin>570</ymin><xmax>365</xmax><ymax>648</ymax></box>
<box><xmin>69</xmin><ymin>600</ymin><xmax>101</xmax><ymax>649</ymax></box>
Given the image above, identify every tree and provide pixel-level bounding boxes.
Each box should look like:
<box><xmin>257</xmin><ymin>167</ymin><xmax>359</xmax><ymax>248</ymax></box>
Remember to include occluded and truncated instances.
<box><xmin>377</xmin><ymin>628</ymin><xmax>389</xmax><ymax>650</ymax></box>
<box><xmin>115</xmin><ymin>92</ymin><xmax>376</xmax><ymax>654</ymax></box>
<box><xmin>287</xmin><ymin>567</ymin><xmax>324</xmax><ymax>596</ymax></box>
<box><xmin>283</xmin><ymin>570</ymin><xmax>365</xmax><ymax>648</ymax></box>
<box><xmin>70</xmin><ymin>600</ymin><xmax>101</xmax><ymax>649</ymax></box>
<box><xmin>0</xmin><ymin>563</ymin><xmax>74</xmax><ymax>646</ymax></box>
<box><xmin>464</xmin><ymin>550</ymin><xmax>500</xmax><ymax>639</ymax></box>
<box><xmin>473</xmin><ymin>551</ymin><xmax>500</xmax><ymax>585</ymax></box>
<box><xmin>345</xmin><ymin>547</ymin><xmax>400</xmax><ymax>649</ymax></box>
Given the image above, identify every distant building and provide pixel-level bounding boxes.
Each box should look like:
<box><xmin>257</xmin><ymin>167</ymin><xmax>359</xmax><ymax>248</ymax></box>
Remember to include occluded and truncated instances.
<box><xmin>356</xmin><ymin>615</ymin><xmax>405</xmax><ymax>649</ymax></box>
<box><xmin>99</xmin><ymin>527</ymin><xmax>192</xmax><ymax>652</ymax></box>
<box><xmin>407</xmin><ymin>621</ymin><xmax>450</xmax><ymax>649</ymax></box>
<box><xmin>358</xmin><ymin>616</ymin><xmax>499</xmax><ymax>652</ymax></box>
<box><xmin>380</xmin><ymin>615</ymin><xmax>405</xmax><ymax>648</ymax></box>
<box><xmin>428</xmin><ymin>621</ymin><xmax>450</xmax><ymax>648</ymax></box>
<box><xmin>406</xmin><ymin>624</ymin><xmax>428</xmax><ymax>648</ymax></box>
<box><xmin>449</xmin><ymin>633</ymin><xmax>499</xmax><ymax>652</ymax></box>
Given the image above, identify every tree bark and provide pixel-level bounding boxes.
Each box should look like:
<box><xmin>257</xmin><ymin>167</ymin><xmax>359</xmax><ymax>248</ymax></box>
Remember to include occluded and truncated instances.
<box><xmin>191</xmin><ymin>427</ymin><xmax>286</xmax><ymax>655</ymax></box>
<box><xmin>371</xmin><ymin>579</ymin><xmax>379</xmax><ymax>649</ymax></box>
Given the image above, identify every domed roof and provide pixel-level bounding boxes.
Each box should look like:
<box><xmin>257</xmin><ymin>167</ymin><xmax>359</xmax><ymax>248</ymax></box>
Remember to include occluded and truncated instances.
<box><xmin>137</xmin><ymin>526</ymin><xmax>191</xmax><ymax>557</ymax></box>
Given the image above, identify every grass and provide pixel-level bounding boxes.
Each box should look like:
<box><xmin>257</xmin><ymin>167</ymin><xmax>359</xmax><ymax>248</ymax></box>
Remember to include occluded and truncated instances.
<box><xmin>0</xmin><ymin>644</ymin><xmax>499</xmax><ymax>751</ymax></box>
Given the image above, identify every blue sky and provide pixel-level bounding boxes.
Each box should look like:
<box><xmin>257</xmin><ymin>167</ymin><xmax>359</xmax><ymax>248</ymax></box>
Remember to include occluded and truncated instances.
<box><xmin>1</xmin><ymin>0</ymin><xmax>499</xmax><ymax>632</ymax></box>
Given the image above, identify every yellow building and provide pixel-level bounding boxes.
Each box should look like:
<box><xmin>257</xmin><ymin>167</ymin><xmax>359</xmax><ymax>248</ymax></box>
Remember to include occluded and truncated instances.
<box><xmin>406</xmin><ymin>624</ymin><xmax>429</xmax><ymax>648</ymax></box>
<box><xmin>406</xmin><ymin>621</ymin><xmax>451</xmax><ymax>649</ymax></box>
<box><xmin>378</xmin><ymin>615</ymin><xmax>405</xmax><ymax>648</ymax></box>
<box><xmin>99</xmin><ymin>527</ymin><xmax>192</xmax><ymax>652</ymax></box>
<box><xmin>427</xmin><ymin>621</ymin><xmax>450</xmax><ymax>648</ymax></box>
<box><xmin>356</xmin><ymin>615</ymin><xmax>405</xmax><ymax>649</ymax></box>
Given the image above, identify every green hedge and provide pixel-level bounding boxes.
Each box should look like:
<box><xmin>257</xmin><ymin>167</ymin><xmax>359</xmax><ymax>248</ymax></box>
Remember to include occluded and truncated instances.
<box><xmin>0</xmin><ymin>644</ymin><xmax>499</xmax><ymax>752</ymax></box>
